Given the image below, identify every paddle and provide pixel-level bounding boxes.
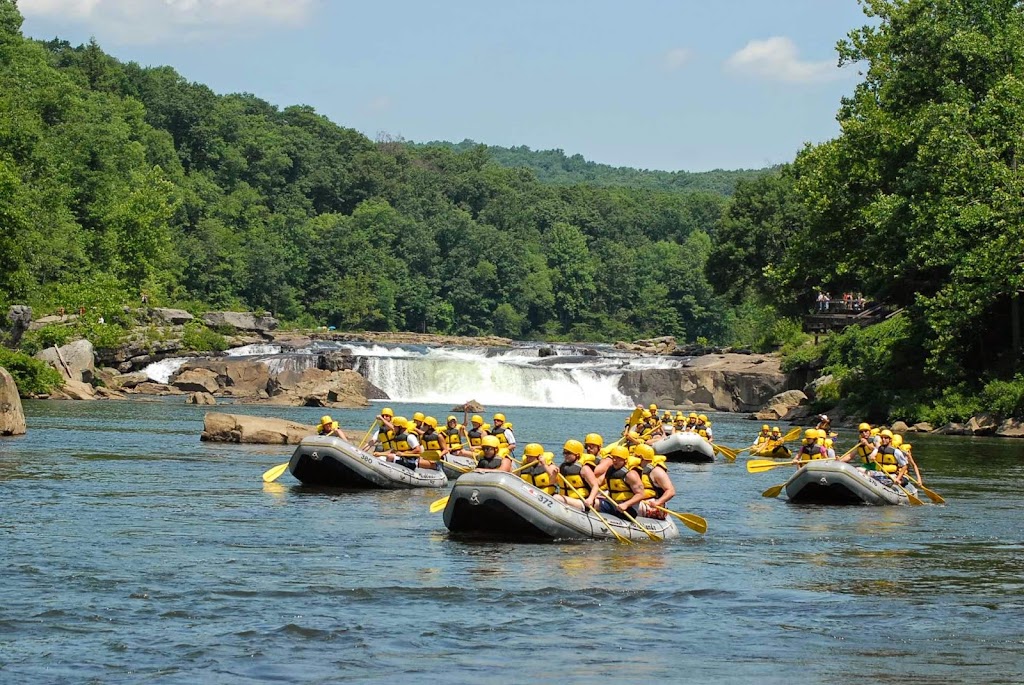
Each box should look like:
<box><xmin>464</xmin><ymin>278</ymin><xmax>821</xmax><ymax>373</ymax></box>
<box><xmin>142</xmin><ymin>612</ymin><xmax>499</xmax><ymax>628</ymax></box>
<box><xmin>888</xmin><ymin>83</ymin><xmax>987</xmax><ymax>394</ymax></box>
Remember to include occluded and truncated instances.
<box><xmin>892</xmin><ymin>480</ymin><xmax>924</xmax><ymax>506</ymax></box>
<box><xmin>761</xmin><ymin>483</ymin><xmax>786</xmax><ymax>498</ymax></box>
<box><xmin>262</xmin><ymin>461</ymin><xmax>289</xmax><ymax>483</ymax></box>
<box><xmin>713</xmin><ymin>443</ymin><xmax>738</xmax><ymax>462</ymax></box>
<box><xmin>906</xmin><ymin>476</ymin><xmax>945</xmax><ymax>504</ymax></box>
<box><xmin>428</xmin><ymin>458</ymin><xmax>540</xmax><ymax>513</ymax></box>
<box><xmin>650</xmin><ymin>505</ymin><xmax>707</xmax><ymax>534</ymax></box>
<box><xmin>747</xmin><ymin>458</ymin><xmax>799</xmax><ymax>473</ymax></box>
<box><xmin>595</xmin><ymin>490</ymin><xmax>661</xmax><ymax>541</ymax></box>
<box><xmin>556</xmin><ymin>472</ymin><xmax>632</xmax><ymax>544</ymax></box>
<box><xmin>741</xmin><ymin>427</ymin><xmax>803</xmax><ymax>455</ymax></box>
<box><xmin>358</xmin><ymin>419</ymin><xmax>379</xmax><ymax>451</ymax></box>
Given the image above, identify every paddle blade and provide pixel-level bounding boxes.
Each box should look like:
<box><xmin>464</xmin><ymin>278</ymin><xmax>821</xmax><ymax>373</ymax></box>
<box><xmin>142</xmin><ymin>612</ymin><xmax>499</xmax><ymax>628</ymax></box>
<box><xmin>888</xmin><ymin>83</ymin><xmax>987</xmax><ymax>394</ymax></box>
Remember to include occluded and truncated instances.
<box><xmin>262</xmin><ymin>462</ymin><xmax>289</xmax><ymax>483</ymax></box>
<box><xmin>714</xmin><ymin>444</ymin><xmax>738</xmax><ymax>462</ymax></box>
<box><xmin>747</xmin><ymin>459</ymin><xmax>791</xmax><ymax>473</ymax></box>
<box><xmin>664</xmin><ymin>509</ymin><xmax>707</xmax><ymax>534</ymax></box>
<box><xmin>429</xmin><ymin>495</ymin><xmax>450</xmax><ymax>513</ymax></box>
<box><xmin>628</xmin><ymin>406</ymin><xmax>644</xmax><ymax>426</ymax></box>
<box><xmin>909</xmin><ymin>478</ymin><xmax>945</xmax><ymax>504</ymax></box>
<box><xmin>781</xmin><ymin>427</ymin><xmax>803</xmax><ymax>442</ymax></box>
<box><xmin>761</xmin><ymin>483</ymin><xmax>785</xmax><ymax>498</ymax></box>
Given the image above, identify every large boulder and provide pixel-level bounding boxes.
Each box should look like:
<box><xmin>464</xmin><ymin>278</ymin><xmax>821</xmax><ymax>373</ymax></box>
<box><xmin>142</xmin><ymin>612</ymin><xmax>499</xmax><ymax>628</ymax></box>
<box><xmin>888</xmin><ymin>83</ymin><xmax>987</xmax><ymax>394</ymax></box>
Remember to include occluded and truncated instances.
<box><xmin>966</xmin><ymin>413</ymin><xmax>999</xmax><ymax>436</ymax></box>
<box><xmin>200</xmin><ymin>412</ymin><xmax>316</xmax><ymax>444</ymax></box>
<box><xmin>263</xmin><ymin>368</ymin><xmax>370</xmax><ymax>407</ymax></box>
<box><xmin>172</xmin><ymin>368</ymin><xmax>220</xmax><ymax>394</ymax></box>
<box><xmin>996</xmin><ymin>418</ymin><xmax>1024</xmax><ymax>438</ymax></box>
<box><xmin>803</xmin><ymin>374</ymin><xmax>834</xmax><ymax>402</ymax></box>
<box><xmin>614</xmin><ymin>336</ymin><xmax>677</xmax><ymax>355</ymax></box>
<box><xmin>50</xmin><ymin>379</ymin><xmax>97</xmax><ymax>401</ymax></box>
<box><xmin>202</xmin><ymin>311</ymin><xmax>279</xmax><ymax>332</ymax></box>
<box><xmin>35</xmin><ymin>339</ymin><xmax>96</xmax><ymax>383</ymax></box>
<box><xmin>890</xmin><ymin>420</ymin><xmax>911</xmax><ymax>434</ymax></box>
<box><xmin>174</xmin><ymin>359</ymin><xmax>270</xmax><ymax>396</ymax></box>
<box><xmin>0</xmin><ymin>367</ymin><xmax>27</xmax><ymax>435</ymax></box>
<box><xmin>186</xmin><ymin>392</ymin><xmax>217</xmax><ymax>405</ymax></box>
<box><xmin>150</xmin><ymin>308</ymin><xmax>194</xmax><ymax>325</ymax></box>
<box><xmin>453</xmin><ymin>400</ymin><xmax>485</xmax><ymax>412</ymax></box>
<box><xmin>618</xmin><ymin>353</ymin><xmax>788</xmax><ymax>413</ymax></box>
<box><xmin>909</xmin><ymin>422</ymin><xmax>934</xmax><ymax>433</ymax></box>
<box><xmin>6</xmin><ymin>305</ymin><xmax>32</xmax><ymax>346</ymax></box>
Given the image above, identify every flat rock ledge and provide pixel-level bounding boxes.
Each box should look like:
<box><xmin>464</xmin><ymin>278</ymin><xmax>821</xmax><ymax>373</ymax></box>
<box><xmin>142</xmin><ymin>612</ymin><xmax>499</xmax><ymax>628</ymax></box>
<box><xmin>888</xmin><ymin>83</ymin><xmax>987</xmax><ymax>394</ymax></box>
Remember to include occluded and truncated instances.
<box><xmin>201</xmin><ymin>412</ymin><xmax>319</xmax><ymax>445</ymax></box>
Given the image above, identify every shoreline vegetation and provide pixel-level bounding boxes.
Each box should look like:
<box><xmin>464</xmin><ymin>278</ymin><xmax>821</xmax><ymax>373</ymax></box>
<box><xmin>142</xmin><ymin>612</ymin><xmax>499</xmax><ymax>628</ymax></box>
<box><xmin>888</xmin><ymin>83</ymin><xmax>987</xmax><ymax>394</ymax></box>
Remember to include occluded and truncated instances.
<box><xmin>2</xmin><ymin>1</ymin><xmax>1024</xmax><ymax>431</ymax></box>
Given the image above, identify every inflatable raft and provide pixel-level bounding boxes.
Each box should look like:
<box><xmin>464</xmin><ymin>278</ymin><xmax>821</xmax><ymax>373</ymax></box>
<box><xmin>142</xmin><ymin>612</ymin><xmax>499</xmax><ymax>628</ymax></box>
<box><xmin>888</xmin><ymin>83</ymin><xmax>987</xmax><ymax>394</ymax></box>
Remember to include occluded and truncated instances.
<box><xmin>652</xmin><ymin>432</ymin><xmax>716</xmax><ymax>464</ymax></box>
<box><xmin>751</xmin><ymin>444</ymin><xmax>791</xmax><ymax>459</ymax></box>
<box><xmin>439</xmin><ymin>454</ymin><xmax>476</xmax><ymax>480</ymax></box>
<box><xmin>442</xmin><ymin>471</ymin><xmax>678</xmax><ymax>541</ymax></box>
<box><xmin>784</xmin><ymin>460</ymin><xmax>912</xmax><ymax>505</ymax></box>
<box><xmin>288</xmin><ymin>436</ymin><xmax>448</xmax><ymax>489</ymax></box>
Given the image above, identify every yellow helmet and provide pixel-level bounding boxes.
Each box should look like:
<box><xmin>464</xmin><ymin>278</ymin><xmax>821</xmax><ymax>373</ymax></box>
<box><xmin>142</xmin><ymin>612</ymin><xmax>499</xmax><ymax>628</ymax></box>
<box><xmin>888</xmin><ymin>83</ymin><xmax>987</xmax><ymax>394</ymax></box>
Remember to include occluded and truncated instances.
<box><xmin>413</xmin><ymin>412</ymin><xmax>425</xmax><ymax>423</ymax></box>
<box><xmin>584</xmin><ymin>433</ymin><xmax>604</xmax><ymax>448</ymax></box>
<box><xmin>804</xmin><ymin>429</ymin><xmax>818</xmax><ymax>440</ymax></box>
<box><xmin>762</xmin><ymin>424</ymin><xmax>770</xmax><ymax>432</ymax></box>
<box><xmin>563</xmin><ymin>439</ymin><xmax>584</xmax><ymax>457</ymax></box>
<box><xmin>523</xmin><ymin>443</ymin><xmax>544</xmax><ymax>458</ymax></box>
<box><xmin>880</xmin><ymin>429</ymin><xmax>893</xmax><ymax>438</ymax></box>
<box><xmin>542</xmin><ymin>451</ymin><xmax>554</xmax><ymax>464</ymax></box>
<box><xmin>698</xmin><ymin>414</ymin><xmax>708</xmax><ymax>423</ymax></box>
<box><xmin>471</xmin><ymin>415</ymin><xmax>483</xmax><ymax>426</ymax></box>
<box><xmin>689</xmin><ymin>412</ymin><xmax>698</xmax><ymax>419</ymax></box>
<box><xmin>481</xmin><ymin>435</ymin><xmax>500</xmax><ymax>448</ymax></box>
<box><xmin>493</xmin><ymin>413</ymin><xmax>506</xmax><ymax>422</ymax></box>
<box><xmin>816</xmin><ymin>429</ymin><xmax>828</xmax><ymax>439</ymax></box>
<box><xmin>482</xmin><ymin>423</ymin><xmax>491</xmax><ymax>432</ymax></box>
<box><xmin>319</xmin><ymin>415</ymin><xmax>333</xmax><ymax>427</ymax></box>
<box><xmin>381</xmin><ymin>407</ymin><xmax>394</xmax><ymax>417</ymax></box>
<box><xmin>903</xmin><ymin>443</ymin><xmax>913</xmax><ymax>451</ymax></box>
<box><xmin>609</xmin><ymin>445</ymin><xmax>630</xmax><ymax>460</ymax></box>
<box><xmin>641</xmin><ymin>409</ymin><xmax>652</xmax><ymax>418</ymax></box>
<box><xmin>675</xmin><ymin>412</ymin><xmax>685</xmax><ymax>420</ymax></box>
<box><xmin>649</xmin><ymin>403</ymin><xmax>658</xmax><ymax>412</ymax></box>
<box><xmin>424</xmin><ymin>416</ymin><xmax>438</xmax><ymax>429</ymax></box>
<box><xmin>892</xmin><ymin>435</ymin><xmax>903</xmax><ymax>447</ymax></box>
<box><xmin>858</xmin><ymin>422</ymin><xmax>871</xmax><ymax>431</ymax></box>
<box><xmin>634</xmin><ymin>444</ymin><xmax>655</xmax><ymax>460</ymax></box>
<box><xmin>772</xmin><ymin>426</ymin><xmax>781</xmax><ymax>433</ymax></box>
<box><xmin>447</xmin><ymin>415</ymin><xmax>457</xmax><ymax>423</ymax></box>
<box><xmin>392</xmin><ymin>416</ymin><xmax>408</xmax><ymax>428</ymax></box>
<box><xmin>627</xmin><ymin>430</ymin><xmax>641</xmax><ymax>442</ymax></box>
<box><xmin>871</xmin><ymin>428</ymin><xmax>880</xmax><ymax>436</ymax></box>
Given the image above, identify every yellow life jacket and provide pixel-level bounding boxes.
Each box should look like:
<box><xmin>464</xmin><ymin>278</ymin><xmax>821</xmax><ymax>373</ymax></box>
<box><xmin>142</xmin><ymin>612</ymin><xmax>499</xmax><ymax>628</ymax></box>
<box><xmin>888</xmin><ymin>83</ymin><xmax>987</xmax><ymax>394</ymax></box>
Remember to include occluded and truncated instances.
<box><xmin>639</xmin><ymin>465</ymin><xmax>658</xmax><ymax>499</ymax></box>
<box><xmin>521</xmin><ymin>462</ymin><xmax>556</xmax><ymax>495</ymax></box>
<box><xmin>420</xmin><ymin>430</ymin><xmax>443</xmax><ymax>462</ymax></box>
<box><xmin>445</xmin><ymin>426</ymin><xmax>463</xmax><ymax>450</ymax></box>
<box><xmin>876</xmin><ymin>445</ymin><xmax>899</xmax><ymax>473</ymax></box>
<box><xmin>392</xmin><ymin>430</ymin><xmax>411</xmax><ymax>452</ymax></box>
<box><xmin>492</xmin><ymin>428</ymin><xmax>509</xmax><ymax>446</ymax></box>
<box><xmin>559</xmin><ymin>461</ymin><xmax>590</xmax><ymax>499</ymax></box>
<box><xmin>756</xmin><ymin>435</ymin><xmax>770</xmax><ymax>445</ymax></box>
<box><xmin>468</xmin><ymin>427</ymin><xmax>484</xmax><ymax>447</ymax></box>
<box><xmin>796</xmin><ymin>444</ymin><xmax>826</xmax><ymax>463</ymax></box>
<box><xmin>476</xmin><ymin>453</ymin><xmax>503</xmax><ymax>469</ymax></box>
<box><xmin>379</xmin><ymin>428</ymin><xmax>395</xmax><ymax>451</ymax></box>
<box><xmin>606</xmin><ymin>466</ymin><xmax>637</xmax><ymax>502</ymax></box>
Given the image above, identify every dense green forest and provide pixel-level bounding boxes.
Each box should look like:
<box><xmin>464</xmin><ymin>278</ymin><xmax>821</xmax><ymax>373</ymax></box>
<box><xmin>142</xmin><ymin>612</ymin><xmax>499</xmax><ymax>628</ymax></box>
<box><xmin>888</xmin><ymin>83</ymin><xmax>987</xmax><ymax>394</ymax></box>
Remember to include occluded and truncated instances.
<box><xmin>3</xmin><ymin>0</ymin><xmax>1024</xmax><ymax>422</ymax></box>
<box><xmin>414</xmin><ymin>140</ymin><xmax>769</xmax><ymax>194</ymax></box>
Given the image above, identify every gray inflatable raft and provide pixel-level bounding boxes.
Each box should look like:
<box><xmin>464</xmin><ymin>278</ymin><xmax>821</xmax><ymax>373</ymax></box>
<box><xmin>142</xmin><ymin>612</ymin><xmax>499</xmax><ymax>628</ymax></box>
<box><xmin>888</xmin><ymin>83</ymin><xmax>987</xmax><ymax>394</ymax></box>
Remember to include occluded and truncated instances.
<box><xmin>439</xmin><ymin>454</ymin><xmax>476</xmax><ymax>480</ymax></box>
<box><xmin>442</xmin><ymin>471</ymin><xmax>678</xmax><ymax>541</ymax></box>
<box><xmin>652</xmin><ymin>432</ymin><xmax>716</xmax><ymax>464</ymax></box>
<box><xmin>288</xmin><ymin>436</ymin><xmax>448</xmax><ymax>489</ymax></box>
<box><xmin>784</xmin><ymin>460</ymin><xmax>912</xmax><ymax>505</ymax></box>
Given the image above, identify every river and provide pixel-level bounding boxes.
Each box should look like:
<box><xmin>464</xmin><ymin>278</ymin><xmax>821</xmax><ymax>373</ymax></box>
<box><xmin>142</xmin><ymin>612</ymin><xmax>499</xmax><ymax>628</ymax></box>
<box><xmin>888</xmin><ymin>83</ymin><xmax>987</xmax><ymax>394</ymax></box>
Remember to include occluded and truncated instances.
<box><xmin>2</xmin><ymin>399</ymin><xmax>1023</xmax><ymax>683</ymax></box>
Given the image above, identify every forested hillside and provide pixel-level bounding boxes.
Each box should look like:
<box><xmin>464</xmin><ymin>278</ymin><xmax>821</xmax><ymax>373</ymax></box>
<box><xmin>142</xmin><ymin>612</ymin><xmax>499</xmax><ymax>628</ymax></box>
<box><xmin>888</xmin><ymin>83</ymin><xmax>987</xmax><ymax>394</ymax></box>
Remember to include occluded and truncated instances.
<box><xmin>415</xmin><ymin>140</ymin><xmax>770</xmax><ymax>194</ymax></box>
<box><xmin>0</xmin><ymin>0</ymin><xmax>742</xmax><ymax>345</ymax></box>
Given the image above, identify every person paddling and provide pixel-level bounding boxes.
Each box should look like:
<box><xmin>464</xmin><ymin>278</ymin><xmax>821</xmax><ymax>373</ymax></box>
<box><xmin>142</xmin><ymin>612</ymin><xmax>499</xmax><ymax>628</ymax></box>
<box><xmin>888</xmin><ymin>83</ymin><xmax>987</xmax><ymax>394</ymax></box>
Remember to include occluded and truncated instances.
<box><xmin>554</xmin><ymin>439</ymin><xmax>601</xmax><ymax>511</ymax></box>
<box><xmin>382</xmin><ymin>417</ymin><xmax>424</xmax><ymax>470</ymax></box>
<box><xmin>634</xmin><ymin>444</ymin><xmax>675</xmax><ymax>519</ymax></box>
<box><xmin>791</xmin><ymin>429</ymin><xmax>827</xmax><ymax>465</ymax></box>
<box><xmin>316</xmin><ymin>415</ymin><xmax>349</xmax><ymax>441</ymax></box>
<box><xmin>474</xmin><ymin>435</ymin><xmax>513</xmax><ymax>472</ymax></box>
<box><xmin>417</xmin><ymin>416</ymin><xmax>448</xmax><ymax>471</ymax></box>
<box><xmin>519</xmin><ymin>443</ymin><xmax>558</xmax><ymax>495</ymax></box>
<box><xmin>592</xmin><ymin>445</ymin><xmax>648</xmax><ymax>519</ymax></box>
<box><xmin>443</xmin><ymin>415</ymin><xmax>472</xmax><ymax>458</ymax></box>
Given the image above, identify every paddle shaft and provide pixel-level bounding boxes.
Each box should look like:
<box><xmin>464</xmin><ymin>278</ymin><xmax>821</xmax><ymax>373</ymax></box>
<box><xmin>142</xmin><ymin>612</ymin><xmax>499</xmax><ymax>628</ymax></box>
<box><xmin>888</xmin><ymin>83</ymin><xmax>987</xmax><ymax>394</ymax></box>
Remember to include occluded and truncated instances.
<box><xmin>596</xmin><ymin>489</ymin><xmax>661</xmax><ymax>541</ymax></box>
<box><xmin>556</xmin><ymin>472</ymin><xmax>632</xmax><ymax>544</ymax></box>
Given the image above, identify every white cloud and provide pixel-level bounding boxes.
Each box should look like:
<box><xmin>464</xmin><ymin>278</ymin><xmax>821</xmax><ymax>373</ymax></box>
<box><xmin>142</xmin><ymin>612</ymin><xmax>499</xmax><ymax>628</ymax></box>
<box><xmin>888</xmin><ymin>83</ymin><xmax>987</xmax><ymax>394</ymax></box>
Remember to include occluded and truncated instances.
<box><xmin>662</xmin><ymin>47</ymin><xmax>692</xmax><ymax>72</ymax></box>
<box><xmin>725</xmin><ymin>36</ymin><xmax>843</xmax><ymax>84</ymax></box>
<box><xmin>20</xmin><ymin>0</ymin><xmax>317</xmax><ymax>43</ymax></box>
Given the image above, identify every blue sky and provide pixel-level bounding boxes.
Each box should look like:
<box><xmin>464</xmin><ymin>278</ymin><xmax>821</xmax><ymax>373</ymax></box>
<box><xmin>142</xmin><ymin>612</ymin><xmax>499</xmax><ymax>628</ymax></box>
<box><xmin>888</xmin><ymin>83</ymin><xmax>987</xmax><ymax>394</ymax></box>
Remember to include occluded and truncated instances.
<box><xmin>19</xmin><ymin>0</ymin><xmax>869</xmax><ymax>171</ymax></box>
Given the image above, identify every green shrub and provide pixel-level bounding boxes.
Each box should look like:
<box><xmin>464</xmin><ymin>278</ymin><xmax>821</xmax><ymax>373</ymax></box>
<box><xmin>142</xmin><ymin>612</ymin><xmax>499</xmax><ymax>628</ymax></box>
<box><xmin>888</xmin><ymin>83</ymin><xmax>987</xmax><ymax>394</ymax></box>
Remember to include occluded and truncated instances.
<box><xmin>181</xmin><ymin>323</ymin><xmax>228</xmax><ymax>352</ymax></box>
<box><xmin>0</xmin><ymin>349</ymin><xmax>64</xmax><ymax>395</ymax></box>
<box><xmin>18</xmin><ymin>325</ymin><xmax>74</xmax><ymax>356</ymax></box>
<box><xmin>979</xmin><ymin>375</ymin><xmax>1024</xmax><ymax>419</ymax></box>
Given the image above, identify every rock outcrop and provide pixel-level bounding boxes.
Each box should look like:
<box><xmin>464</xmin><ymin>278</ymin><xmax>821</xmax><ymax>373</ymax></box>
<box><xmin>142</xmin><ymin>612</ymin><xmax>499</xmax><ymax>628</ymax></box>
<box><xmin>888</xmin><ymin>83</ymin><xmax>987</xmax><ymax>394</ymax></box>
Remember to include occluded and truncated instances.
<box><xmin>453</xmin><ymin>400</ymin><xmax>485</xmax><ymax>412</ymax></box>
<box><xmin>615</xmin><ymin>336</ymin><xmax>678</xmax><ymax>355</ymax></box>
<box><xmin>186</xmin><ymin>392</ymin><xmax>217</xmax><ymax>405</ymax></box>
<box><xmin>262</xmin><ymin>368</ymin><xmax>370</xmax><ymax>407</ymax></box>
<box><xmin>150</xmin><ymin>308</ymin><xmax>194</xmax><ymax>325</ymax></box>
<box><xmin>200</xmin><ymin>412</ymin><xmax>317</xmax><ymax>444</ymax></box>
<box><xmin>202</xmin><ymin>311</ymin><xmax>278</xmax><ymax>332</ymax></box>
<box><xmin>0</xmin><ymin>367</ymin><xmax>27</xmax><ymax>436</ymax></box>
<box><xmin>617</xmin><ymin>353</ymin><xmax>788</xmax><ymax>413</ymax></box>
<box><xmin>753</xmin><ymin>389</ymin><xmax>809</xmax><ymax>421</ymax></box>
<box><xmin>6</xmin><ymin>305</ymin><xmax>32</xmax><ymax>347</ymax></box>
<box><xmin>35</xmin><ymin>339</ymin><xmax>96</xmax><ymax>383</ymax></box>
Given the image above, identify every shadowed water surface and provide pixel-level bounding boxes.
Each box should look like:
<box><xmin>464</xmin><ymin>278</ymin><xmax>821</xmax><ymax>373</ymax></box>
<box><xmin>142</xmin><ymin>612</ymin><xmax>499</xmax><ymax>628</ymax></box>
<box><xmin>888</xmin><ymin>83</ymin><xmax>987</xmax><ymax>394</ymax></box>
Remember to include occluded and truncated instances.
<box><xmin>2</xmin><ymin>400</ymin><xmax>1023</xmax><ymax>683</ymax></box>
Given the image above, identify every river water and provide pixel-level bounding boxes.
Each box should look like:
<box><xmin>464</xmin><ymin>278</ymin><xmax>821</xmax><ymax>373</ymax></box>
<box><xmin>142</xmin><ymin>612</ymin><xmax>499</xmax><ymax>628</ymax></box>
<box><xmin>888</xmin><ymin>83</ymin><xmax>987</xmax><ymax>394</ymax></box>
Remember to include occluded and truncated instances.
<box><xmin>2</xmin><ymin>399</ymin><xmax>1023</xmax><ymax>683</ymax></box>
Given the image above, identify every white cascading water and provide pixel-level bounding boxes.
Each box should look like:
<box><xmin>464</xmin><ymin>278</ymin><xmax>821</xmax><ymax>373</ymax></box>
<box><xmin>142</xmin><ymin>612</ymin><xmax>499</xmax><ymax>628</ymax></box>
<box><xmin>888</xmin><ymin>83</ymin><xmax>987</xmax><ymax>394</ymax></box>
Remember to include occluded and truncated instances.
<box><xmin>143</xmin><ymin>357</ymin><xmax>190</xmax><ymax>383</ymax></box>
<box><xmin>354</xmin><ymin>346</ymin><xmax>642</xmax><ymax>409</ymax></box>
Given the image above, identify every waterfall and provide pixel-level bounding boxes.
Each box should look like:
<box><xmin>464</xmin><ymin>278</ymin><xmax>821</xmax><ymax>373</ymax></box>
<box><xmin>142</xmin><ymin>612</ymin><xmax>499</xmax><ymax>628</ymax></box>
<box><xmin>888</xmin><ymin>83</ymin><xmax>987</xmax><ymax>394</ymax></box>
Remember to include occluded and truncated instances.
<box><xmin>143</xmin><ymin>357</ymin><xmax>189</xmax><ymax>383</ymax></box>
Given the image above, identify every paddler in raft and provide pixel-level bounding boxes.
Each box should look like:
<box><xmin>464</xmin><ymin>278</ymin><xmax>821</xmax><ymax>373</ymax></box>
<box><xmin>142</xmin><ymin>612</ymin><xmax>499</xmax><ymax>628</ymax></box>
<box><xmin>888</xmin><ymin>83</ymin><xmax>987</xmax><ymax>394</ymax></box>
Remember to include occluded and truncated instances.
<box><xmin>364</xmin><ymin>407</ymin><xmax>394</xmax><ymax>451</ymax></box>
<box><xmin>790</xmin><ymin>429</ymin><xmax>828</xmax><ymax>466</ymax></box>
<box><xmin>519</xmin><ymin>443</ymin><xmax>559</xmax><ymax>495</ymax></box>
<box><xmin>554</xmin><ymin>438</ymin><xmax>601</xmax><ymax>511</ymax></box>
<box><xmin>416</xmin><ymin>416</ymin><xmax>449</xmax><ymax>471</ymax></box>
<box><xmin>316</xmin><ymin>415</ymin><xmax>349</xmax><ymax>441</ymax></box>
<box><xmin>592</xmin><ymin>445</ymin><xmax>649</xmax><ymax>519</ymax></box>
<box><xmin>380</xmin><ymin>416</ymin><xmax>424</xmax><ymax>470</ymax></box>
<box><xmin>474</xmin><ymin>435</ymin><xmax>513</xmax><ymax>472</ymax></box>
<box><xmin>489</xmin><ymin>413</ymin><xmax>517</xmax><ymax>458</ymax></box>
<box><xmin>443</xmin><ymin>415</ymin><xmax>473</xmax><ymax>458</ymax></box>
<box><xmin>634</xmin><ymin>444</ymin><xmax>676</xmax><ymax>520</ymax></box>
<box><xmin>752</xmin><ymin>425</ymin><xmax>772</xmax><ymax>454</ymax></box>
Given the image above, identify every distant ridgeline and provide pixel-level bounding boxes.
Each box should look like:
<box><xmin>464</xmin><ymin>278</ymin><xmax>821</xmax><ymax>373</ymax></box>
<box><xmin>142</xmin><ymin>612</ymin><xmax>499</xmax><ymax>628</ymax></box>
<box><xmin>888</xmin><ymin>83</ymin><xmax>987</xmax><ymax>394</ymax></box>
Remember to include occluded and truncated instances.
<box><xmin>413</xmin><ymin>140</ymin><xmax>772</xmax><ymax>195</ymax></box>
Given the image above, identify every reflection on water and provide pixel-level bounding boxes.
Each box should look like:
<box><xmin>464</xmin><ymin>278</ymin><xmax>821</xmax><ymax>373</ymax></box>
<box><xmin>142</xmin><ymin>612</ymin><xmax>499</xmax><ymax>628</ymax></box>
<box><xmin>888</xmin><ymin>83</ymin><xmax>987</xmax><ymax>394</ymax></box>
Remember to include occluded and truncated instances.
<box><xmin>2</xmin><ymin>399</ymin><xmax>1024</xmax><ymax>683</ymax></box>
